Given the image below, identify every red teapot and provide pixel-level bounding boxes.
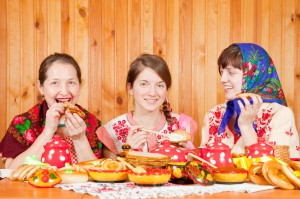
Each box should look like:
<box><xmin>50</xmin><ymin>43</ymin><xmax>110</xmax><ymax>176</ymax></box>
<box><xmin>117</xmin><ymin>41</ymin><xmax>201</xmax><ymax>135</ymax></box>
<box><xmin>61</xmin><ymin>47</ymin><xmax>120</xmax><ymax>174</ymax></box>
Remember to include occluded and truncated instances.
<box><xmin>247</xmin><ymin>137</ymin><xmax>274</xmax><ymax>158</ymax></box>
<box><xmin>198</xmin><ymin>137</ymin><xmax>233</xmax><ymax>167</ymax></box>
<box><xmin>41</xmin><ymin>135</ymin><xmax>72</xmax><ymax>168</ymax></box>
<box><xmin>149</xmin><ymin>140</ymin><xmax>195</xmax><ymax>162</ymax></box>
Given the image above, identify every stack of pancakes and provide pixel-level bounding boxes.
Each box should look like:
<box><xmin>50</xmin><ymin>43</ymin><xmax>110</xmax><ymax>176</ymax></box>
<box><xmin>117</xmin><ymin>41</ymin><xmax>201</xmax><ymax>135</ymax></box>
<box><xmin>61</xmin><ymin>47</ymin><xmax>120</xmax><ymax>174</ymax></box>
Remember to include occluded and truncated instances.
<box><xmin>125</xmin><ymin>151</ymin><xmax>171</xmax><ymax>168</ymax></box>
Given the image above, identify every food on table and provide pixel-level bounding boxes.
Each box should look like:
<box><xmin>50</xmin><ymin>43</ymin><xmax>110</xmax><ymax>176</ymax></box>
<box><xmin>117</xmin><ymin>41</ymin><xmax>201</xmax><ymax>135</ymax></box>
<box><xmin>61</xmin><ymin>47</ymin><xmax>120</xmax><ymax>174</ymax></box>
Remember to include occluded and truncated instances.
<box><xmin>77</xmin><ymin>158</ymin><xmax>107</xmax><ymax>170</ymax></box>
<box><xmin>248</xmin><ymin>160</ymin><xmax>300</xmax><ymax>190</ymax></box>
<box><xmin>10</xmin><ymin>164</ymin><xmax>42</xmax><ymax>181</ymax></box>
<box><xmin>63</xmin><ymin>101</ymin><xmax>86</xmax><ymax>118</ymax></box>
<box><xmin>248</xmin><ymin>162</ymin><xmax>270</xmax><ymax>185</ymax></box>
<box><xmin>262</xmin><ymin>160</ymin><xmax>295</xmax><ymax>189</ymax></box>
<box><xmin>117</xmin><ymin>157</ymin><xmax>146</xmax><ymax>173</ymax></box>
<box><xmin>125</xmin><ymin>151</ymin><xmax>171</xmax><ymax>168</ymax></box>
<box><xmin>57</xmin><ymin>163</ymin><xmax>88</xmax><ymax>184</ymax></box>
<box><xmin>128</xmin><ymin>168</ymin><xmax>171</xmax><ymax>185</ymax></box>
<box><xmin>290</xmin><ymin>161</ymin><xmax>300</xmax><ymax>171</ymax></box>
<box><xmin>212</xmin><ymin>166</ymin><xmax>248</xmax><ymax>184</ymax></box>
<box><xmin>88</xmin><ymin>160</ymin><xmax>129</xmax><ymax>182</ymax></box>
<box><xmin>28</xmin><ymin>168</ymin><xmax>61</xmax><ymax>188</ymax></box>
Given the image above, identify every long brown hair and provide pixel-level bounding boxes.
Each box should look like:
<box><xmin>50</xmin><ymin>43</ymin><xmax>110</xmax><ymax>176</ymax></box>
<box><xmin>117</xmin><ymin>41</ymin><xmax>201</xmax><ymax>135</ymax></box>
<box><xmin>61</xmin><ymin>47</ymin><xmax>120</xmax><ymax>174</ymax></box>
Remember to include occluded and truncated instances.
<box><xmin>127</xmin><ymin>54</ymin><xmax>173</xmax><ymax>124</ymax></box>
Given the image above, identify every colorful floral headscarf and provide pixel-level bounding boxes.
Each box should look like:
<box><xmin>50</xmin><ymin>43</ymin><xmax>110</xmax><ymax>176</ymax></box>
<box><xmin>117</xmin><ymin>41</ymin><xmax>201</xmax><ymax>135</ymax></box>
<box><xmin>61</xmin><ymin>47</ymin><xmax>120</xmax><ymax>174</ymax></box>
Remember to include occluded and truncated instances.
<box><xmin>238</xmin><ymin>43</ymin><xmax>286</xmax><ymax>105</ymax></box>
<box><xmin>218</xmin><ymin>43</ymin><xmax>287</xmax><ymax>136</ymax></box>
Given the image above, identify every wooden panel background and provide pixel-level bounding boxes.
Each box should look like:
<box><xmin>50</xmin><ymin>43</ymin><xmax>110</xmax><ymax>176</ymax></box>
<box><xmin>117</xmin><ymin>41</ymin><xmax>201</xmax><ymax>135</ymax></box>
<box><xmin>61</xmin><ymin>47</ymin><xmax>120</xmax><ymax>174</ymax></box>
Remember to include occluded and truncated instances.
<box><xmin>0</xmin><ymin>0</ymin><xmax>300</xmax><ymax>149</ymax></box>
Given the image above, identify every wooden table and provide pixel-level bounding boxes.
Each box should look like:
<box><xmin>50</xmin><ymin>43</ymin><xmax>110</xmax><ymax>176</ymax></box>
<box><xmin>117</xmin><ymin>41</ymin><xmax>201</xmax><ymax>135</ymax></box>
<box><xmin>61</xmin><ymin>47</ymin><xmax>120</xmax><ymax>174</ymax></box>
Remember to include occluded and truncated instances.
<box><xmin>0</xmin><ymin>178</ymin><xmax>299</xmax><ymax>199</ymax></box>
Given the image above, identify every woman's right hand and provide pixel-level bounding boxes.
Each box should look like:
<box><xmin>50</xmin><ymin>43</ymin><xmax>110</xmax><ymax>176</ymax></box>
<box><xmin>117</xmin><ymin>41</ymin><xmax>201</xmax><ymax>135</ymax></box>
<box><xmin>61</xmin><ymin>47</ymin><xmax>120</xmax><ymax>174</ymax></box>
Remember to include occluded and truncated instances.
<box><xmin>126</xmin><ymin>126</ymin><xmax>149</xmax><ymax>150</ymax></box>
<box><xmin>44</xmin><ymin>102</ymin><xmax>66</xmax><ymax>134</ymax></box>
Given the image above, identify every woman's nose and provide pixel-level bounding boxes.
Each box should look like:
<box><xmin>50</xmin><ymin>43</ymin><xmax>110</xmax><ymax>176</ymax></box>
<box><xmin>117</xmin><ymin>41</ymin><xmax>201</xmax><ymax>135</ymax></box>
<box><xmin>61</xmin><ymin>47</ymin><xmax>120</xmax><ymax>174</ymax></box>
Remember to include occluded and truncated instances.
<box><xmin>59</xmin><ymin>84</ymin><xmax>69</xmax><ymax>94</ymax></box>
<box><xmin>148</xmin><ymin>85</ymin><xmax>157</xmax><ymax>95</ymax></box>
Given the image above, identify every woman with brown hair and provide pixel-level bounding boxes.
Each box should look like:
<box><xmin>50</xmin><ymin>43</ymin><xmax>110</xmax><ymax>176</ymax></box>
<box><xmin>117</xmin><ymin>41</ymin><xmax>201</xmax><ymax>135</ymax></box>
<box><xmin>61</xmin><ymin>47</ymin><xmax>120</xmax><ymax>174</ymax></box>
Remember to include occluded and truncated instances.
<box><xmin>97</xmin><ymin>54</ymin><xmax>198</xmax><ymax>159</ymax></box>
<box><xmin>0</xmin><ymin>53</ymin><xmax>103</xmax><ymax>168</ymax></box>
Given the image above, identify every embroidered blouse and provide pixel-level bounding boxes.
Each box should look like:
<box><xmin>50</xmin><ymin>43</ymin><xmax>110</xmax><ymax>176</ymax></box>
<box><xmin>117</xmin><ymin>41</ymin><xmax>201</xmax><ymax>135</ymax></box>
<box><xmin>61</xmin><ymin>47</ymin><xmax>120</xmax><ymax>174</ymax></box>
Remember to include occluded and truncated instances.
<box><xmin>201</xmin><ymin>102</ymin><xmax>300</xmax><ymax>158</ymax></box>
<box><xmin>96</xmin><ymin>112</ymin><xmax>198</xmax><ymax>153</ymax></box>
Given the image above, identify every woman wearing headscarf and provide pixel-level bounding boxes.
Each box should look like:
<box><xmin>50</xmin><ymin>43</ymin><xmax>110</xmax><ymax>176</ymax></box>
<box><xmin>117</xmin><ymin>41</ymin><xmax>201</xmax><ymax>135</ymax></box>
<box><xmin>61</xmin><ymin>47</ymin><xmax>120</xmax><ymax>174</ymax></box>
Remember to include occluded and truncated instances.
<box><xmin>201</xmin><ymin>43</ymin><xmax>300</xmax><ymax>159</ymax></box>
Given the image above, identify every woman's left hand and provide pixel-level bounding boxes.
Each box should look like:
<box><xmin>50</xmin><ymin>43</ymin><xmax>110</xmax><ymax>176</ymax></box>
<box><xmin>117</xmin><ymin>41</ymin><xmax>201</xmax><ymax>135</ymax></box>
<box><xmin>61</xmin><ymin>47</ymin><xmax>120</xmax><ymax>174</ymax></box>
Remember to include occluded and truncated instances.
<box><xmin>237</xmin><ymin>93</ymin><xmax>263</xmax><ymax>127</ymax></box>
<box><xmin>64</xmin><ymin>112</ymin><xmax>87</xmax><ymax>140</ymax></box>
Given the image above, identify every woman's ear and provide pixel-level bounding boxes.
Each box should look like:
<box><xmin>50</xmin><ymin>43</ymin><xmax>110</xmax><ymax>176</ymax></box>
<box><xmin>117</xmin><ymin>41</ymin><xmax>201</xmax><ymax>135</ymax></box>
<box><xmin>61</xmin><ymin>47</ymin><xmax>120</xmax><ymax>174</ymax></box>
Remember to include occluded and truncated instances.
<box><xmin>37</xmin><ymin>80</ymin><xmax>44</xmax><ymax>96</ymax></box>
<box><xmin>128</xmin><ymin>83</ymin><xmax>133</xmax><ymax>95</ymax></box>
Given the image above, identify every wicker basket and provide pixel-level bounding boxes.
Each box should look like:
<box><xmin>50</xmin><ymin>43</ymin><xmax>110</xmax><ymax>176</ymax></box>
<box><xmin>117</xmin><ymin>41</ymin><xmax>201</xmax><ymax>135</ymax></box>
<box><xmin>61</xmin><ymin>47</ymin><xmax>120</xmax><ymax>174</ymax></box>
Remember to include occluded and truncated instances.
<box><xmin>273</xmin><ymin>145</ymin><xmax>290</xmax><ymax>163</ymax></box>
<box><xmin>244</xmin><ymin>145</ymin><xmax>290</xmax><ymax>163</ymax></box>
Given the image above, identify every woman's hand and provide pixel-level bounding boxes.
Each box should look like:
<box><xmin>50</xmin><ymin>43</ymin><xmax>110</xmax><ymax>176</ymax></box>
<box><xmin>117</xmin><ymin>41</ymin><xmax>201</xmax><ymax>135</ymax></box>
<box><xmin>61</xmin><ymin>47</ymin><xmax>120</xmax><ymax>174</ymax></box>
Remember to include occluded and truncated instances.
<box><xmin>237</xmin><ymin>93</ymin><xmax>263</xmax><ymax>146</ymax></box>
<box><xmin>237</xmin><ymin>93</ymin><xmax>263</xmax><ymax>127</ymax></box>
<box><xmin>127</xmin><ymin>126</ymin><xmax>149</xmax><ymax>150</ymax></box>
<box><xmin>44</xmin><ymin>102</ymin><xmax>65</xmax><ymax>135</ymax></box>
<box><xmin>65</xmin><ymin>112</ymin><xmax>87</xmax><ymax>140</ymax></box>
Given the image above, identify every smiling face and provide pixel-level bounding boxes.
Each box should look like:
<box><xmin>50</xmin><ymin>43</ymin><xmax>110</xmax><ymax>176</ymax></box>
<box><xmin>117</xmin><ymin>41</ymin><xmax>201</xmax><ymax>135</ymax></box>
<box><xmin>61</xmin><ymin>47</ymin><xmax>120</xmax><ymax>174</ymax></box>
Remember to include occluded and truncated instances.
<box><xmin>129</xmin><ymin>67</ymin><xmax>167</xmax><ymax>113</ymax></box>
<box><xmin>220</xmin><ymin>65</ymin><xmax>243</xmax><ymax>101</ymax></box>
<box><xmin>38</xmin><ymin>61</ymin><xmax>81</xmax><ymax>106</ymax></box>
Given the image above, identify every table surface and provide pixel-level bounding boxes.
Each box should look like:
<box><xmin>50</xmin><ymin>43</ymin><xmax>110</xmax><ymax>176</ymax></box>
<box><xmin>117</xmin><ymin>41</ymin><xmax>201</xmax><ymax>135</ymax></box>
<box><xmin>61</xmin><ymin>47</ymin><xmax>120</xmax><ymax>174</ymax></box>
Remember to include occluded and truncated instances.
<box><xmin>1</xmin><ymin>178</ymin><xmax>299</xmax><ymax>199</ymax></box>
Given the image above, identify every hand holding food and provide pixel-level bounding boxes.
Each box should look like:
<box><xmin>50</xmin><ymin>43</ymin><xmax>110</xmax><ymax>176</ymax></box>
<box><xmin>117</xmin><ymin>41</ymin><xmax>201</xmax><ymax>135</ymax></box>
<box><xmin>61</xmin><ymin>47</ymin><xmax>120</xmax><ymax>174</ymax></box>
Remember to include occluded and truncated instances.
<box><xmin>63</xmin><ymin>101</ymin><xmax>85</xmax><ymax>119</ymax></box>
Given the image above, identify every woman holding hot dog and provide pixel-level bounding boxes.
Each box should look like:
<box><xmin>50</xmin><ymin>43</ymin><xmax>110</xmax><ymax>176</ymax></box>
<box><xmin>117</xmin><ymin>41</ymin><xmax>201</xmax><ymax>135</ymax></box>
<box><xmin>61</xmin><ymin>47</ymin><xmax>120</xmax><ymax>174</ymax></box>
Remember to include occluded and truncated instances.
<box><xmin>0</xmin><ymin>53</ymin><xmax>103</xmax><ymax>168</ymax></box>
<box><xmin>201</xmin><ymin>43</ymin><xmax>299</xmax><ymax>159</ymax></box>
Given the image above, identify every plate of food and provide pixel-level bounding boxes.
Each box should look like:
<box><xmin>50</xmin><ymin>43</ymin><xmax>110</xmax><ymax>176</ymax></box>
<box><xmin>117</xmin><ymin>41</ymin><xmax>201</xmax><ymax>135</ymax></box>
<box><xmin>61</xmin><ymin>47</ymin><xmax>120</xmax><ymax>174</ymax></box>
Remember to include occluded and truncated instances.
<box><xmin>87</xmin><ymin>159</ymin><xmax>129</xmax><ymax>182</ymax></box>
<box><xmin>128</xmin><ymin>168</ymin><xmax>171</xmax><ymax>186</ymax></box>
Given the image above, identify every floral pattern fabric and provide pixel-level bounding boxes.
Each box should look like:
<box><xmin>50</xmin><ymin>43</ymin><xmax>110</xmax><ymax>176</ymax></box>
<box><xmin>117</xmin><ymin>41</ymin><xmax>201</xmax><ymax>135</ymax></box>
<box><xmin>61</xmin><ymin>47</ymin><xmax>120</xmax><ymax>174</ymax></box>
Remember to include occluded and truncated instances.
<box><xmin>201</xmin><ymin>103</ymin><xmax>300</xmax><ymax>158</ymax></box>
<box><xmin>0</xmin><ymin>100</ymin><xmax>103</xmax><ymax>162</ymax></box>
<box><xmin>237</xmin><ymin>43</ymin><xmax>287</xmax><ymax>105</ymax></box>
<box><xmin>96</xmin><ymin>112</ymin><xmax>198</xmax><ymax>153</ymax></box>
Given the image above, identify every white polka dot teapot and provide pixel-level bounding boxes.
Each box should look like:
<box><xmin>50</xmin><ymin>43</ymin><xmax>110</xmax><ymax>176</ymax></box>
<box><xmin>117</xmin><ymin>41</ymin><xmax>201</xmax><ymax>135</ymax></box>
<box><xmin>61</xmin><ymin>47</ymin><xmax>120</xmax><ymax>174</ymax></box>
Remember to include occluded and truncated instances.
<box><xmin>198</xmin><ymin>137</ymin><xmax>234</xmax><ymax>167</ymax></box>
<box><xmin>41</xmin><ymin>134</ymin><xmax>72</xmax><ymax>168</ymax></box>
<box><xmin>246</xmin><ymin>137</ymin><xmax>274</xmax><ymax>158</ymax></box>
<box><xmin>149</xmin><ymin>140</ymin><xmax>195</xmax><ymax>162</ymax></box>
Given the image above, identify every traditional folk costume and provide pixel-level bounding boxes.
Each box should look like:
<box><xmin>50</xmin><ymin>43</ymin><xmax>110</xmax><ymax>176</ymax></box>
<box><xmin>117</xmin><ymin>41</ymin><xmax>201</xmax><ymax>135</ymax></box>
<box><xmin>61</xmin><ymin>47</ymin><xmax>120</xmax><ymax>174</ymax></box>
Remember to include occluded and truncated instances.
<box><xmin>97</xmin><ymin>112</ymin><xmax>198</xmax><ymax>153</ymax></box>
<box><xmin>0</xmin><ymin>100</ymin><xmax>103</xmax><ymax>163</ymax></box>
<box><xmin>201</xmin><ymin>43</ymin><xmax>300</xmax><ymax>158</ymax></box>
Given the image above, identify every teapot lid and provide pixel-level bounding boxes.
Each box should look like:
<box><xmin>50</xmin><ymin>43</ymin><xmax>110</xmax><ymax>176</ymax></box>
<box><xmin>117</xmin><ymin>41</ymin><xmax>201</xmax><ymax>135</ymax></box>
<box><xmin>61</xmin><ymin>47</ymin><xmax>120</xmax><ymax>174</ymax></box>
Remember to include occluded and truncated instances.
<box><xmin>44</xmin><ymin>135</ymin><xmax>69</xmax><ymax>149</ymax></box>
<box><xmin>247</xmin><ymin>137</ymin><xmax>274</xmax><ymax>158</ymax></box>
<box><xmin>206</xmin><ymin>137</ymin><xmax>230</xmax><ymax>150</ymax></box>
<box><xmin>150</xmin><ymin>140</ymin><xmax>187</xmax><ymax>162</ymax></box>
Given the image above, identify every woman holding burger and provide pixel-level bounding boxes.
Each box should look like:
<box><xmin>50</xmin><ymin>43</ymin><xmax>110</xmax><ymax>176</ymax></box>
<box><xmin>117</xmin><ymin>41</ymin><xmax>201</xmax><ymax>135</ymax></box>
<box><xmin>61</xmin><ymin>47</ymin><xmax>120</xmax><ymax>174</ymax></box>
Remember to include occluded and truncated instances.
<box><xmin>0</xmin><ymin>53</ymin><xmax>103</xmax><ymax>169</ymax></box>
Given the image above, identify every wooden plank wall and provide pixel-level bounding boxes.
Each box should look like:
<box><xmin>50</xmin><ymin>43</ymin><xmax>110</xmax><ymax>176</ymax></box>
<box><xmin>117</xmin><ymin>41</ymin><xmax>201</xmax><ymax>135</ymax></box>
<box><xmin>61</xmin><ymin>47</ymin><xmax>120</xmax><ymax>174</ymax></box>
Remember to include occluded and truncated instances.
<box><xmin>0</xmin><ymin>0</ymin><xmax>300</xmax><ymax>149</ymax></box>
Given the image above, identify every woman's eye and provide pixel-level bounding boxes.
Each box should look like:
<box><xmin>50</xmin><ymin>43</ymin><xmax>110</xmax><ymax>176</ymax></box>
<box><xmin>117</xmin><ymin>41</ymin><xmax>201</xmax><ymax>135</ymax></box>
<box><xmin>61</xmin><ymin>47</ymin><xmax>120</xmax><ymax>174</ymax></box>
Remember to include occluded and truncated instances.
<box><xmin>50</xmin><ymin>81</ymin><xmax>58</xmax><ymax>85</ymax></box>
<box><xmin>140</xmin><ymin>82</ymin><xmax>148</xmax><ymax>87</ymax></box>
<box><xmin>158</xmin><ymin>84</ymin><xmax>166</xmax><ymax>88</ymax></box>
